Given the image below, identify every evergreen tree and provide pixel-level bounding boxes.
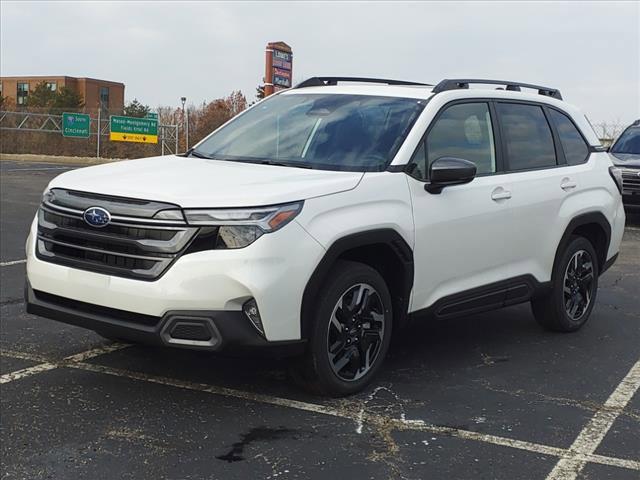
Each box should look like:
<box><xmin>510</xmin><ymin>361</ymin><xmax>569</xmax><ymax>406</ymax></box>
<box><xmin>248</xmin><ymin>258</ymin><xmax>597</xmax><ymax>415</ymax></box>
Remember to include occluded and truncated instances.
<box><xmin>52</xmin><ymin>86</ymin><xmax>84</xmax><ymax>110</ymax></box>
<box><xmin>26</xmin><ymin>82</ymin><xmax>57</xmax><ymax>108</ymax></box>
<box><xmin>123</xmin><ymin>98</ymin><xmax>150</xmax><ymax>118</ymax></box>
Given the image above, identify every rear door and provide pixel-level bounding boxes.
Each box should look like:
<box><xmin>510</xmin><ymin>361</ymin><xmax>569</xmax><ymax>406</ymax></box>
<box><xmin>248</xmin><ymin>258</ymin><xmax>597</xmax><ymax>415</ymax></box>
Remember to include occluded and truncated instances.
<box><xmin>494</xmin><ymin>101</ymin><xmax>585</xmax><ymax>284</ymax></box>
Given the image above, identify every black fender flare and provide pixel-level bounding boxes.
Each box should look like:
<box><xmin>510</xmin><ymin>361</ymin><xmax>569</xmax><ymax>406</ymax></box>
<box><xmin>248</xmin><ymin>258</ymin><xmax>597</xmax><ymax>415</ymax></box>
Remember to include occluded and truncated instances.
<box><xmin>553</xmin><ymin>211</ymin><xmax>612</xmax><ymax>277</ymax></box>
<box><xmin>300</xmin><ymin>229</ymin><xmax>414</xmax><ymax>339</ymax></box>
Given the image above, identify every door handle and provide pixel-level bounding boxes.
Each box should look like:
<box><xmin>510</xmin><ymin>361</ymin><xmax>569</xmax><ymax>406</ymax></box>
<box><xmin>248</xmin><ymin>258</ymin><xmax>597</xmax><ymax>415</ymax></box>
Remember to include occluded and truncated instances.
<box><xmin>561</xmin><ymin>178</ymin><xmax>577</xmax><ymax>191</ymax></box>
<box><xmin>491</xmin><ymin>188</ymin><xmax>512</xmax><ymax>201</ymax></box>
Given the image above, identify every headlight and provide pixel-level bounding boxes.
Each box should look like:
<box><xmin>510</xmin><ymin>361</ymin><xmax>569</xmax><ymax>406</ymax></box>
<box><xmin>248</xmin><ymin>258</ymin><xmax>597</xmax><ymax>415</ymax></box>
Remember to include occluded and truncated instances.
<box><xmin>42</xmin><ymin>189</ymin><xmax>54</xmax><ymax>204</ymax></box>
<box><xmin>183</xmin><ymin>201</ymin><xmax>303</xmax><ymax>232</ymax></box>
<box><xmin>609</xmin><ymin>166</ymin><xmax>623</xmax><ymax>195</ymax></box>
<box><xmin>183</xmin><ymin>201</ymin><xmax>303</xmax><ymax>249</ymax></box>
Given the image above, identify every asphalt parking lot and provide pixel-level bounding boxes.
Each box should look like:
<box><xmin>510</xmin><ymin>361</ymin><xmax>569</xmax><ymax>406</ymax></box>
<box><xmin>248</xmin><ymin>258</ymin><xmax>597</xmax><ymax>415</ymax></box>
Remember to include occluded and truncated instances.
<box><xmin>1</xmin><ymin>158</ymin><xmax>639</xmax><ymax>480</ymax></box>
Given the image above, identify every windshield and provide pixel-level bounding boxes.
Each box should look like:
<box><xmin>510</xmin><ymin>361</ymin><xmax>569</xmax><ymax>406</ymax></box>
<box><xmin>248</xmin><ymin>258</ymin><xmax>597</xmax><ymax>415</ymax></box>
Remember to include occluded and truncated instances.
<box><xmin>611</xmin><ymin>125</ymin><xmax>640</xmax><ymax>154</ymax></box>
<box><xmin>193</xmin><ymin>93</ymin><xmax>426</xmax><ymax>171</ymax></box>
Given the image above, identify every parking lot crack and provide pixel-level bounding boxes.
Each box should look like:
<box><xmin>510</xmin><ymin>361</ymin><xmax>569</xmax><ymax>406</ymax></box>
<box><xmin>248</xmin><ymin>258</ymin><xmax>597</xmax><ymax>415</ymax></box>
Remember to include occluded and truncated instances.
<box><xmin>343</xmin><ymin>385</ymin><xmax>414</xmax><ymax>478</ymax></box>
<box><xmin>105</xmin><ymin>427</ymin><xmax>169</xmax><ymax>455</ymax></box>
<box><xmin>474</xmin><ymin>379</ymin><xmax>640</xmax><ymax>422</ymax></box>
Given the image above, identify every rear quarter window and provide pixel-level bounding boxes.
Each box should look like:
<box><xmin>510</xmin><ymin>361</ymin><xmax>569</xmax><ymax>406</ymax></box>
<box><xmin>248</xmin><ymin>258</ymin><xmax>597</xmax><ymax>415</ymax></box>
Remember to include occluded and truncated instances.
<box><xmin>548</xmin><ymin>109</ymin><xmax>590</xmax><ymax>165</ymax></box>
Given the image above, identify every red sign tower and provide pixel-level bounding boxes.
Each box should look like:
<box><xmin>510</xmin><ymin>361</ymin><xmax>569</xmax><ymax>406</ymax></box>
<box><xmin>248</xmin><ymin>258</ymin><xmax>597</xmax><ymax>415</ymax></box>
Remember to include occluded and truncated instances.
<box><xmin>264</xmin><ymin>42</ymin><xmax>293</xmax><ymax>97</ymax></box>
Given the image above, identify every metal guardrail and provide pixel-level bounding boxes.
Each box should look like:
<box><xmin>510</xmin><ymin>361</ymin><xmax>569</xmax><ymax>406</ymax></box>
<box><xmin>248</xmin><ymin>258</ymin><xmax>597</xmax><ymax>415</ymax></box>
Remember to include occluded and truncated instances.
<box><xmin>0</xmin><ymin>110</ymin><xmax>179</xmax><ymax>156</ymax></box>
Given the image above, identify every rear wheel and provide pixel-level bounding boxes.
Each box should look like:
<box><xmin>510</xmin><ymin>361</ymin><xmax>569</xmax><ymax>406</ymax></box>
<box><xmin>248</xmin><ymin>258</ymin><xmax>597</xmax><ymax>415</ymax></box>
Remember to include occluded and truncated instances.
<box><xmin>532</xmin><ymin>236</ymin><xmax>598</xmax><ymax>332</ymax></box>
<box><xmin>293</xmin><ymin>260</ymin><xmax>393</xmax><ymax>396</ymax></box>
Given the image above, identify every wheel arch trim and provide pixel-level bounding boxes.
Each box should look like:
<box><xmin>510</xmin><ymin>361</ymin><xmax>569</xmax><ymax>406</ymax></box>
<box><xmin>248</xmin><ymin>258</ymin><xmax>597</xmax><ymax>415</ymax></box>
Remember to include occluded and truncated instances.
<box><xmin>300</xmin><ymin>229</ymin><xmax>414</xmax><ymax>339</ymax></box>
<box><xmin>554</xmin><ymin>211</ymin><xmax>612</xmax><ymax>276</ymax></box>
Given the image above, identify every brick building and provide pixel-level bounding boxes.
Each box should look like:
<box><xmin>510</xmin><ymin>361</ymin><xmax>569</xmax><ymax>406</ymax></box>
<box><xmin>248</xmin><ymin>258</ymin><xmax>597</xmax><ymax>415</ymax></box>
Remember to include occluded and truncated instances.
<box><xmin>0</xmin><ymin>76</ymin><xmax>125</xmax><ymax>111</ymax></box>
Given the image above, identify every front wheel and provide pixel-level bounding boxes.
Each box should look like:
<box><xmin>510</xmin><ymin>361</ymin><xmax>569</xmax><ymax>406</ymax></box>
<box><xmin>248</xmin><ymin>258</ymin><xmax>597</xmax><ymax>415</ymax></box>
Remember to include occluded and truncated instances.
<box><xmin>293</xmin><ymin>260</ymin><xmax>393</xmax><ymax>396</ymax></box>
<box><xmin>532</xmin><ymin>236</ymin><xmax>599</xmax><ymax>332</ymax></box>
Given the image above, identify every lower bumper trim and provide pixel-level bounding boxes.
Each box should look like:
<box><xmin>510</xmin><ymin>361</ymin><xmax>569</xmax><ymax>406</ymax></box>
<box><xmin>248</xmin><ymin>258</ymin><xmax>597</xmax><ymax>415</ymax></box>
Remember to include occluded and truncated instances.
<box><xmin>25</xmin><ymin>283</ymin><xmax>305</xmax><ymax>354</ymax></box>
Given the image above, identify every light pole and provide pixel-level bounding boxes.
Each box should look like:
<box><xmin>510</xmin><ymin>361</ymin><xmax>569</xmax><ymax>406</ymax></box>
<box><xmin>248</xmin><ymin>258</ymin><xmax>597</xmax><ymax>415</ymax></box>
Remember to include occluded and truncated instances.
<box><xmin>180</xmin><ymin>96</ymin><xmax>189</xmax><ymax>152</ymax></box>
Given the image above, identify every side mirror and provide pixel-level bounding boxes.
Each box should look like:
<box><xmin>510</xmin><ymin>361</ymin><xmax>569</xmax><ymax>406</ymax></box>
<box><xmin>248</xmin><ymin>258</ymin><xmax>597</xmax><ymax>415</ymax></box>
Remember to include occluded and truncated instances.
<box><xmin>425</xmin><ymin>157</ymin><xmax>477</xmax><ymax>194</ymax></box>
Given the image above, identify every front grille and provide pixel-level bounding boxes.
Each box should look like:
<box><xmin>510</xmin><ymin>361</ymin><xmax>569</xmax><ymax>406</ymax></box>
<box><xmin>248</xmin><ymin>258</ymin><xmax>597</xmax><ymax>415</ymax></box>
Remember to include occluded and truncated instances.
<box><xmin>36</xmin><ymin>191</ymin><xmax>199</xmax><ymax>281</ymax></box>
<box><xmin>621</xmin><ymin>169</ymin><xmax>640</xmax><ymax>194</ymax></box>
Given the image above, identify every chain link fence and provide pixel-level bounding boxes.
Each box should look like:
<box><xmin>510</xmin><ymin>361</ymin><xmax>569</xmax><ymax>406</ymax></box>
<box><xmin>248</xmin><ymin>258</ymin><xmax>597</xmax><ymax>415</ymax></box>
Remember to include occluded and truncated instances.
<box><xmin>0</xmin><ymin>107</ymin><xmax>178</xmax><ymax>159</ymax></box>
<box><xmin>591</xmin><ymin>122</ymin><xmax>626</xmax><ymax>147</ymax></box>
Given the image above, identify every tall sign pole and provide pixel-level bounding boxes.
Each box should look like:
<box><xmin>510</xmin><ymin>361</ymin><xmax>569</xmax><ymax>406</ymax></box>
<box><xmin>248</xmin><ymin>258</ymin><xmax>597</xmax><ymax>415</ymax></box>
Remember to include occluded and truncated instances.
<box><xmin>264</xmin><ymin>42</ymin><xmax>293</xmax><ymax>97</ymax></box>
<box><xmin>96</xmin><ymin>108</ymin><xmax>101</xmax><ymax>158</ymax></box>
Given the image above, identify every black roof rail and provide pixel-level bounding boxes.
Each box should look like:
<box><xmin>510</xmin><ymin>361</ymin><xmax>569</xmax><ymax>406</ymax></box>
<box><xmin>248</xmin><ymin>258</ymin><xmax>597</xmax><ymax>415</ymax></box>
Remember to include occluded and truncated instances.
<box><xmin>432</xmin><ymin>79</ymin><xmax>563</xmax><ymax>100</ymax></box>
<box><xmin>294</xmin><ymin>76</ymin><xmax>431</xmax><ymax>89</ymax></box>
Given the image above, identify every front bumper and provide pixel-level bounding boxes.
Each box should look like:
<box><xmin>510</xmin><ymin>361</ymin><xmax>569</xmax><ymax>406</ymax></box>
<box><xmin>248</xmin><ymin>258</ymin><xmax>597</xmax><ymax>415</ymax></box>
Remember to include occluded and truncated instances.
<box><xmin>26</xmin><ymin>217</ymin><xmax>326</xmax><ymax>342</ymax></box>
<box><xmin>25</xmin><ymin>283</ymin><xmax>305</xmax><ymax>353</ymax></box>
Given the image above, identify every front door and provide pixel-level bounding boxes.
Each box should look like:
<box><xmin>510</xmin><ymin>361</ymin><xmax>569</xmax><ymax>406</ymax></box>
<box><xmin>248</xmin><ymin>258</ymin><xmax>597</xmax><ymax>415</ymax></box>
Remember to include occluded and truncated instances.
<box><xmin>407</xmin><ymin>101</ymin><xmax>514</xmax><ymax>313</ymax></box>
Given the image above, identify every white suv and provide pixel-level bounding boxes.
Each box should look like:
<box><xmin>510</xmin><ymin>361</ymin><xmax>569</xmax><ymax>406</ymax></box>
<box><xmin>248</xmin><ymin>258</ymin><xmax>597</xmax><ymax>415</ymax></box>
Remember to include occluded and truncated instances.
<box><xmin>25</xmin><ymin>77</ymin><xmax>625</xmax><ymax>396</ymax></box>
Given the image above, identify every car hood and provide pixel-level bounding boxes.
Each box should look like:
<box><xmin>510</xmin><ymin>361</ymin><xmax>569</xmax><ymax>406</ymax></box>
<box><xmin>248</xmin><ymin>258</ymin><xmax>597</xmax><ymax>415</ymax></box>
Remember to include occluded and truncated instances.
<box><xmin>48</xmin><ymin>155</ymin><xmax>364</xmax><ymax>207</ymax></box>
<box><xmin>610</xmin><ymin>152</ymin><xmax>640</xmax><ymax>168</ymax></box>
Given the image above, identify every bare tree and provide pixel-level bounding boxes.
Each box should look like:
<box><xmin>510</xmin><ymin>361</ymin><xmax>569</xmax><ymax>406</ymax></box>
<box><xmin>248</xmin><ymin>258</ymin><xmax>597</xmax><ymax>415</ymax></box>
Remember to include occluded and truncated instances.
<box><xmin>592</xmin><ymin>121</ymin><xmax>625</xmax><ymax>146</ymax></box>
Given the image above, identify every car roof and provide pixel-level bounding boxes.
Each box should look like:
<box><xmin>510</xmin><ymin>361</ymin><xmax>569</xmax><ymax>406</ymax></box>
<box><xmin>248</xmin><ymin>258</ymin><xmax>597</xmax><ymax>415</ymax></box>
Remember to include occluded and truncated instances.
<box><xmin>281</xmin><ymin>84</ymin><xmax>436</xmax><ymax>100</ymax></box>
<box><xmin>281</xmin><ymin>83</ymin><xmax>570</xmax><ymax>106</ymax></box>
<box><xmin>279</xmin><ymin>82</ymin><xmax>600</xmax><ymax>146</ymax></box>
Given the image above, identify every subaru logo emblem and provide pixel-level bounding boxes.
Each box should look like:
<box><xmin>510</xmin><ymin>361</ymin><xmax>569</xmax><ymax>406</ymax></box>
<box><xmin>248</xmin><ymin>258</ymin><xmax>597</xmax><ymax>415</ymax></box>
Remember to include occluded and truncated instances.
<box><xmin>83</xmin><ymin>206</ymin><xmax>111</xmax><ymax>228</ymax></box>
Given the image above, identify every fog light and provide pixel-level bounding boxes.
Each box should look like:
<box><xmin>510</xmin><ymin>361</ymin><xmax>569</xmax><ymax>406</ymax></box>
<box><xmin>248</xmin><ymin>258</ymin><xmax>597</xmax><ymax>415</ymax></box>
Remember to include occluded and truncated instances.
<box><xmin>243</xmin><ymin>298</ymin><xmax>265</xmax><ymax>337</ymax></box>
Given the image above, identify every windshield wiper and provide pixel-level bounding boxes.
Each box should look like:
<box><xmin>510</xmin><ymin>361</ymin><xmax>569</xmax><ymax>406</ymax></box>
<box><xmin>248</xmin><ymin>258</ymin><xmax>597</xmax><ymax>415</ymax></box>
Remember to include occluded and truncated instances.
<box><xmin>258</xmin><ymin>160</ymin><xmax>313</xmax><ymax>169</ymax></box>
<box><xmin>187</xmin><ymin>148</ymin><xmax>214</xmax><ymax>159</ymax></box>
<box><xmin>218</xmin><ymin>157</ymin><xmax>313</xmax><ymax>169</ymax></box>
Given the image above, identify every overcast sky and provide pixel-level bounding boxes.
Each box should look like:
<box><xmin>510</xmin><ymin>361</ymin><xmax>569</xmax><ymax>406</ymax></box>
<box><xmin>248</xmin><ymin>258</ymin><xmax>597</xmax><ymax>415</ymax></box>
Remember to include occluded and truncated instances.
<box><xmin>1</xmin><ymin>1</ymin><xmax>638</xmax><ymax>123</ymax></box>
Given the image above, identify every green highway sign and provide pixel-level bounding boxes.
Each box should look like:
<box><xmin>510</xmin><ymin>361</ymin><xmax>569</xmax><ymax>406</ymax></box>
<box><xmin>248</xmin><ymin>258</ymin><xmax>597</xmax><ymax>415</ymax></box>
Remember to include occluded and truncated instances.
<box><xmin>146</xmin><ymin>112</ymin><xmax>158</xmax><ymax>120</ymax></box>
<box><xmin>62</xmin><ymin>112</ymin><xmax>90</xmax><ymax>138</ymax></box>
<box><xmin>110</xmin><ymin>115</ymin><xmax>158</xmax><ymax>144</ymax></box>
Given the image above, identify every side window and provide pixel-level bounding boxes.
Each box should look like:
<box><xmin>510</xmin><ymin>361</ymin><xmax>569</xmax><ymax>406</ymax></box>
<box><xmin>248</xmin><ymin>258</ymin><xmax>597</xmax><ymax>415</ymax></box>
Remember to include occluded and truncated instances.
<box><xmin>548</xmin><ymin>109</ymin><xmax>589</xmax><ymax>165</ymax></box>
<box><xmin>497</xmin><ymin>103</ymin><xmax>557</xmax><ymax>170</ymax></box>
<box><xmin>422</xmin><ymin>103</ymin><xmax>497</xmax><ymax>177</ymax></box>
<box><xmin>409</xmin><ymin>140</ymin><xmax>427</xmax><ymax>179</ymax></box>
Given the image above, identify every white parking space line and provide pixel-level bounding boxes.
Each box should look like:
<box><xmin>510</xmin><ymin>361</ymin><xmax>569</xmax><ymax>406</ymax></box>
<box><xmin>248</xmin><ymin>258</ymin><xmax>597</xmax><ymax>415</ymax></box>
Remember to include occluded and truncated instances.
<box><xmin>62</xmin><ymin>342</ymin><xmax>131</xmax><ymax>362</ymax></box>
<box><xmin>66</xmin><ymin>360</ymin><xmax>639</xmax><ymax>473</ymax></box>
<box><xmin>2</xmin><ymin>347</ymin><xmax>638</xmax><ymax>473</ymax></box>
<box><xmin>69</xmin><ymin>361</ymin><xmax>347</xmax><ymax>418</ymax></box>
<box><xmin>0</xmin><ymin>259</ymin><xmax>26</xmax><ymax>267</ymax></box>
<box><xmin>401</xmin><ymin>418</ymin><xmax>639</xmax><ymax>471</ymax></box>
<box><xmin>546</xmin><ymin>359</ymin><xmax>640</xmax><ymax>479</ymax></box>
<box><xmin>0</xmin><ymin>362</ymin><xmax>59</xmax><ymax>384</ymax></box>
<box><xmin>0</xmin><ymin>343</ymin><xmax>128</xmax><ymax>385</ymax></box>
<box><xmin>0</xmin><ymin>348</ymin><xmax>50</xmax><ymax>363</ymax></box>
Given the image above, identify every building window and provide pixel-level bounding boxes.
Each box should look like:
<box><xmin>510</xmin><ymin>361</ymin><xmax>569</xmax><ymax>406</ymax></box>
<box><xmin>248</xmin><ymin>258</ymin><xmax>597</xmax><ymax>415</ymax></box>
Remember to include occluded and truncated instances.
<box><xmin>100</xmin><ymin>86</ymin><xmax>109</xmax><ymax>107</ymax></box>
<box><xmin>17</xmin><ymin>83</ymin><xmax>29</xmax><ymax>105</ymax></box>
<box><xmin>46</xmin><ymin>82</ymin><xmax>57</xmax><ymax>91</ymax></box>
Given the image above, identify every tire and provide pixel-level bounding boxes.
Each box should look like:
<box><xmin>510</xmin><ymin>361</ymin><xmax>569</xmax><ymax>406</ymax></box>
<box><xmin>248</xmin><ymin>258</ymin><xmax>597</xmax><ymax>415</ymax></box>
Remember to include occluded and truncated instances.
<box><xmin>532</xmin><ymin>235</ymin><xmax>599</xmax><ymax>332</ymax></box>
<box><xmin>292</xmin><ymin>260</ymin><xmax>393</xmax><ymax>396</ymax></box>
